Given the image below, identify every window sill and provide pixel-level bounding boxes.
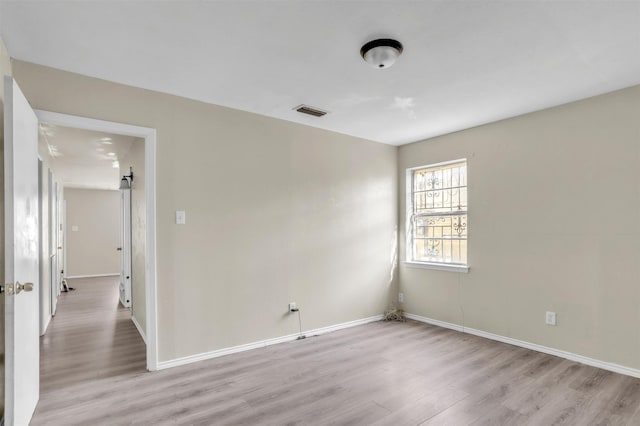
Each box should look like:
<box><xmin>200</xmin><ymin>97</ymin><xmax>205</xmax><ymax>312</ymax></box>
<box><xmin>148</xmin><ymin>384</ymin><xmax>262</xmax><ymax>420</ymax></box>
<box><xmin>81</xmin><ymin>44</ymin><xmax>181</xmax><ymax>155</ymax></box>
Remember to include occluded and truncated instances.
<box><xmin>403</xmin><ymin>261</ymin><xmax>469</xmax><ymax>273</ymax></box>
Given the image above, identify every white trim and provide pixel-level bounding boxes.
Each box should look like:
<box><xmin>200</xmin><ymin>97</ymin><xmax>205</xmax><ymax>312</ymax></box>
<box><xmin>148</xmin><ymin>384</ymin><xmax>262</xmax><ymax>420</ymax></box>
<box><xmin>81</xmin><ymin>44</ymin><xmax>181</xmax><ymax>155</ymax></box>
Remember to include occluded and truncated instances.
<box><xmin>65</xmin><ymin>273</ymin><xmax>119</xmax><ymax>279</ymax></box>
<box><xmin>62</xmin><ymin>199</ymin><xmax>67</xmax><ymax>279</ymax></box>
<box><xmin>403</xmin><ymin>261</ymin><xmax>469</xmax><ymax>273</ymax></box>
<box><xmin>35</xmin><ymin>110</ymin><xmax>154</xmax><ymax>138</ymax></box>
<box><xmin>145</xmin><ymin>128</ymin><xmax>158</xmax><ymax>371</ymax></box>
<box><xmin>40</xmin><ymin>315</ymin><xmax>50</xmax><ymax>337</ymax></box>
<box><xmin>37</xmin><ymin>158</ymin><xmax>48</xmax><ymax>337</ymax></box>
<box><xmin>157</xmin><ymin>315</ymin><xmax>384</xmax><ymax>370</ymax></box>
<box><xmin>131</xmin><ymin>315</ymin><xmax>147</xmax><ymax>344</ymax></box>
<box><xmin>405</xmin><ymin>158</ymin><xmax>467</xmax><ymax>171</ymax></box>
<box><xmin>34</xmin><ymin>110</ymin><xmax>159</xmax><ymax>371</ymax></box>
<box><xmin>404</xmin><ymin>313</ymin><xmax>465</xmax><ymax>332</ymax></box>
<box><xmin>405</xmin><ymin>313</ymin><xmax>640</xmax><ymax>379</ymax></box>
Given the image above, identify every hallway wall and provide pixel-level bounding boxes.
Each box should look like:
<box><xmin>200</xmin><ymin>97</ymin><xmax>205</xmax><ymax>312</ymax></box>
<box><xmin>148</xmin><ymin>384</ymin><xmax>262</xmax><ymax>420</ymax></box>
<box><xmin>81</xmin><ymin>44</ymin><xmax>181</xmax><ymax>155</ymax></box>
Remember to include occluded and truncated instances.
<box><xmin>65</xmin><ymin>188</ymin><xmax>120</xmax><ymax>277</ymax></box>
<box><xmin>120</xmin><ymin>140</ymin><xmax>146</xmax><ymax>336</ymax></box>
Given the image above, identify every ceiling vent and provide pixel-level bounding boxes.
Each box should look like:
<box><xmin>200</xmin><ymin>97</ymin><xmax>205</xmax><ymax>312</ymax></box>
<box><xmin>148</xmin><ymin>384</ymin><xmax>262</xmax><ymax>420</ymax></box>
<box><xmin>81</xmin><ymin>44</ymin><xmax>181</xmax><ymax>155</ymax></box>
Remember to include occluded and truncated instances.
<box><xmin>294</xmin><ymin>105</ymin><xmax>328</xmax><ymax>117</ymax></box>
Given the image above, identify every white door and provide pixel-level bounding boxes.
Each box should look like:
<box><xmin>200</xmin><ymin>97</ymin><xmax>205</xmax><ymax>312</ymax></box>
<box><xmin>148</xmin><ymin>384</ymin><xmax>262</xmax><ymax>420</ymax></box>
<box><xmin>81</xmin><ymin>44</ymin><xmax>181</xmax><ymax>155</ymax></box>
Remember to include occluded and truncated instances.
<box><xmin>3</xmin><ymin>77</ymin><xmax>40</xmax><ymax>425</ymax></box>
<box><xmin>119</xmin><ymin>188</ymin><xmax>132</xmax><ymax>307</ymax></box>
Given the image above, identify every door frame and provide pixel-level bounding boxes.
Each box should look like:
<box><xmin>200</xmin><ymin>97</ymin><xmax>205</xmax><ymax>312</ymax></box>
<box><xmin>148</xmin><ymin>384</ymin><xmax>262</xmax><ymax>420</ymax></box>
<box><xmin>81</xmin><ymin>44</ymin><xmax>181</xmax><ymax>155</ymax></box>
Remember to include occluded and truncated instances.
<box><xmin>37</xmin><ymin>157</ymin><xmax>46</xmax><ymax>335</ymax></box>
<box><xmin>48</xmin><ymin>171</ymin><xmax>58</xmax><ymax>318</ymax></box>
<box><xmin>34</xmin><ymin>109</ymin><xmax>159</xmax><ymax>371</ymax></box>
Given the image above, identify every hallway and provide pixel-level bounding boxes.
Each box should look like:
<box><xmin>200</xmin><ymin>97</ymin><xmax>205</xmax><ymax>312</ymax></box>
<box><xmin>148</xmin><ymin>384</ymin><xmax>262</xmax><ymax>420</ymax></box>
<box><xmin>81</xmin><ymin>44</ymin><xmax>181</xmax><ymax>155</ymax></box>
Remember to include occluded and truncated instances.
<box><xmin>32</xmin><ymin>276</ymin><xmax>146</xmax><ymax>424</ymax></box>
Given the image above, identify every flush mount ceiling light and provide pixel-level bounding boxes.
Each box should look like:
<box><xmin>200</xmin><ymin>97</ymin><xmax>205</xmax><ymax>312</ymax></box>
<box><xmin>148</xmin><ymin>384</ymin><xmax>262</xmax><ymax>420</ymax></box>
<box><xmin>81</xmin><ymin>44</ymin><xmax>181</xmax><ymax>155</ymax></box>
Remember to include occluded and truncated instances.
<box><xmin>360</xmin><ymin>38</ymin><xmax>403</xmax><ymax>69</ymax></box>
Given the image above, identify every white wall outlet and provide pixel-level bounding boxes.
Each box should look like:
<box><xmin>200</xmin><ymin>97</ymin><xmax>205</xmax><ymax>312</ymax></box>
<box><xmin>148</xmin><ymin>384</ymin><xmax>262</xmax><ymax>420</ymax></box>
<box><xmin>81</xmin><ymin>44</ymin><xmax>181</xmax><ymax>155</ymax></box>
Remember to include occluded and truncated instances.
<box><xmin>398</xmin><ymin>292</ymin><xmax>405</xmax><ymax>303</ymax></box>
<box><xmin>545</xmin><ymin>311</ymin><xmax>557</xmax><ymax>326</ymax></box>
<box><xmin>176</xmin><ymin>210</ymin><xmax>186</xmax><ymax>225</ymax></box>
<box><xmin>288</xmin><ymin>302</ymin><xmax>297</xmax><ymax>312</ymax></box>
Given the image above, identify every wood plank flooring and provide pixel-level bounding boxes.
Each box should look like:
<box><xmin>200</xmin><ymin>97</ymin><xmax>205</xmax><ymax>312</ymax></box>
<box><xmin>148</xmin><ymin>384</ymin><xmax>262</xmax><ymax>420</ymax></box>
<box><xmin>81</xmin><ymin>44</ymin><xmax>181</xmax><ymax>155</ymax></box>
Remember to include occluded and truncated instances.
<box><xmin>32</xmin><ymin>277</ymin><xmax>640</xmax><ymax>425</ymax></box>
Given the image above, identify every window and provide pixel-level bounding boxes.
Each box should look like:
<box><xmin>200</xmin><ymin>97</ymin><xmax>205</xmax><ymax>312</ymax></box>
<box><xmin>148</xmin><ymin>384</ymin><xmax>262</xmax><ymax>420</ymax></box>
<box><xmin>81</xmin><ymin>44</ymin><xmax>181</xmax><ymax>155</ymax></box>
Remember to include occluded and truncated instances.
<box><xmin>407</xmin><ymin>159</ymin><xmax>468</xmax><ymax>270</ymax></box>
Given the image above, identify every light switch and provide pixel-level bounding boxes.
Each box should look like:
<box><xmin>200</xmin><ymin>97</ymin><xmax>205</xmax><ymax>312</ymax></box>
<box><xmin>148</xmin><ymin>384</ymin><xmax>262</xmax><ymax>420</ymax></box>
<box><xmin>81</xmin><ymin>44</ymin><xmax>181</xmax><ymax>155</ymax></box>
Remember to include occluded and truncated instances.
<box><xmin>71</xmin><ymin>225</ymin><xmax>79</xmax><ymax>232</ymax></box>
<box><xmin>176</xmin><ymin>210</ymin><xmax>186</xmax><ymax>225</ymax></box>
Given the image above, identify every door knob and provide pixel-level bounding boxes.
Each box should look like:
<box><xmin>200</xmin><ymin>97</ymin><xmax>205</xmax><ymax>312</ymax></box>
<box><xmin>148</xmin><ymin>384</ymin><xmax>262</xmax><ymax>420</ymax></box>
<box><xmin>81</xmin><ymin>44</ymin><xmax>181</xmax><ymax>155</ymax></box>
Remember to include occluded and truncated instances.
<box><xmin>15</xmin><ymin>282</ymin><xmax>34</xmax><ymax>294</ymax></box>
<box><xmin>0</xmin><ymin>282</ymin><xmax>34</xmax><ymax>295</ymax></box>
<box><xmin>117</xmin><ymin>247</ymin><xmax>122</xmax><ymax>251</ymax></box>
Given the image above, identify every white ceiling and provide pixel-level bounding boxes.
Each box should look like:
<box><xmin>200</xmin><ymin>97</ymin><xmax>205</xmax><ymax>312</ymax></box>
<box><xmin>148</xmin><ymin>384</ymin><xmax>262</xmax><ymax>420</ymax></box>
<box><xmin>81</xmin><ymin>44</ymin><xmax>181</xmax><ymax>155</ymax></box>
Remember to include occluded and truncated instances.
<box><xmin>3</xmin><ymin>1</ymin><xmax>640</xmax><ymax>145</ymax></box>
<box><xmin>39</xmin><ymin>124</ymin><xmax>140</xmax><ymax>190</ymax></box>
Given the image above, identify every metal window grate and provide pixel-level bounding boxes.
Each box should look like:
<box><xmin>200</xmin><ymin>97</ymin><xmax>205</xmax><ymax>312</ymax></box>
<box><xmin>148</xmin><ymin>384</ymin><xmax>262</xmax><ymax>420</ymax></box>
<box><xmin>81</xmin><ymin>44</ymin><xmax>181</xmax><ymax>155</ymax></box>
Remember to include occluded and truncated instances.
<box><xmin>409</xmin><ymin>160</ymin><xmax>467</xmax><ymax>265</ymax></box>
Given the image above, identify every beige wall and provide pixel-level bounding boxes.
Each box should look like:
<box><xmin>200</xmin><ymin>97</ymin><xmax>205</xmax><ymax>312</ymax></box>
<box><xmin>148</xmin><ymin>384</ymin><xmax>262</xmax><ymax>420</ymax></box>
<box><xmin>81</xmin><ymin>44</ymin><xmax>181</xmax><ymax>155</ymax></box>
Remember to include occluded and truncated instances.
<box><xmin>120</xmin><ymin>140</ymin><xmax>146</xmax><ymax>334</ymax></box>
<box><xmin>65</xmin><ymin>188</ymin><xmax>120</xmax><ymax>277</ymax></box>
<box><xmin>13</xmin><ymin>61</ymin><xmax>398</xmax><ymax>362</ymax></box>
<box><xmin>398</xmin><ymin>85</ymin><xmax>640</xmax><ymax>370</ymax></box>
<box><xmin>0</xmin><ymin>35</ymin><xmax>10</xmax><ymax>134</ymax></box>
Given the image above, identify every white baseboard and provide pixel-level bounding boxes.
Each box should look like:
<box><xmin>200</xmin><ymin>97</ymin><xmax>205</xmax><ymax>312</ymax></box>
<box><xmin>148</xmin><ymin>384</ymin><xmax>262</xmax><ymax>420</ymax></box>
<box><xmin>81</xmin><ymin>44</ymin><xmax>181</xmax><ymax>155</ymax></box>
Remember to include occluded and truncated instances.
<box><xmin>405</xmin><ymin>312</ymin><xmax>640</xmax><ymax>379</ymax></box>
<box><xmin>65</xmin><ymin>273</ymin><xmax>120</xmax><ymax>279</ymax></box>
<box><xmin>131</xmin><ymin>315</ymin><xmax>147</xmax><ymax>344</ymax></box>
<box><xmin>157</xmin><ymin>314</ymin><xmax>384</xmax><ymax>370</ymax></box>
<box><xmin>40</xmin><ymin>314</ymin><xmax>51</xmax><ymax>337</ymax></box>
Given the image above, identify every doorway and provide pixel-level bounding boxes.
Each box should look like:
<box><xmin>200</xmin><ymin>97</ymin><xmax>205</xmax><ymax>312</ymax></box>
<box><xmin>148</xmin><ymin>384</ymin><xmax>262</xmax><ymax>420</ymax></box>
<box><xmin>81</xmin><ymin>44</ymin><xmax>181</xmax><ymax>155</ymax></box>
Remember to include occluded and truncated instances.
<box><xmin>35</xmin><ymin>110</ymin><xmax>158</xmax><ymax>371</ymax></box>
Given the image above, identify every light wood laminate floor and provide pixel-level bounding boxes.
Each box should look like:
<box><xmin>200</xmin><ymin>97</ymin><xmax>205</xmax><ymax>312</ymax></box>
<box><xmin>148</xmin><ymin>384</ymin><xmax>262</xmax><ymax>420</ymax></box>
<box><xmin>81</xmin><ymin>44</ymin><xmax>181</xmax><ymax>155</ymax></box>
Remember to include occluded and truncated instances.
<box><xmin>32</xmin><ymin>277</ymin><xmax>640</xmax><ymax>425</ymax></box>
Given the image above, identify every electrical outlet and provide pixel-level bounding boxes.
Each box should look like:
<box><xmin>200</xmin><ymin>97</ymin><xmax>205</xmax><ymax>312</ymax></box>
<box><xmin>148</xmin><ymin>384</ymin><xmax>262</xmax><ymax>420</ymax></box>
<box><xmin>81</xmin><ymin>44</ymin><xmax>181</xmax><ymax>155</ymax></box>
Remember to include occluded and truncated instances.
<box><xmin>398</xmin><ymin>292</ymin><xmax>405</xmax><ymax>303</ymax></box>
<box><xmin>545</xmin><ymin>311</ymin><xmax>557</xmax><ymax>326</ymax></box>
<box><xmin>288</xmin><ymin>302</ymin><xmax>297</xmax><ymax>312</ymax></box>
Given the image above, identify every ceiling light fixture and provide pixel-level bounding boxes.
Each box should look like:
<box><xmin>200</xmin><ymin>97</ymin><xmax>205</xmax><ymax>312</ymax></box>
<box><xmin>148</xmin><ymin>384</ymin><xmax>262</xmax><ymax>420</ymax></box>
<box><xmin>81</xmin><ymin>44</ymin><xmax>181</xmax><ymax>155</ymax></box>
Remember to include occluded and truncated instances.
<box><xmin>360</xmin><ymin>38</ymin><xmax>403</xmax><ymax>69</ymax></box>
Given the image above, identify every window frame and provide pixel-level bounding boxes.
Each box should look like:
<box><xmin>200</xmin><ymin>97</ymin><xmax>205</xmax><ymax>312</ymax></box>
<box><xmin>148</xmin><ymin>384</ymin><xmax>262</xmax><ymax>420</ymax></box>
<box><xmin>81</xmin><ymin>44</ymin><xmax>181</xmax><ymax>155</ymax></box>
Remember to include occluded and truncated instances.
<box><xmin>404</xmin><ymin>159</ymin><xmax>469</xmax><ymax>273</ymax></box>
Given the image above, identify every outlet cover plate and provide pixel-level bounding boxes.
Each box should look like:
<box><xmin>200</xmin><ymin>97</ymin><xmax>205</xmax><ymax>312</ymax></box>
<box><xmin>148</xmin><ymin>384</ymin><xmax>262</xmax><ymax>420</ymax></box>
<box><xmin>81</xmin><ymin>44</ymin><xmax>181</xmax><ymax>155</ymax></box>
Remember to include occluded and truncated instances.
<box><xmin>176</xmin><ymin>210</ymin><xmax>186</xmax><ymax>224</ymax></box>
